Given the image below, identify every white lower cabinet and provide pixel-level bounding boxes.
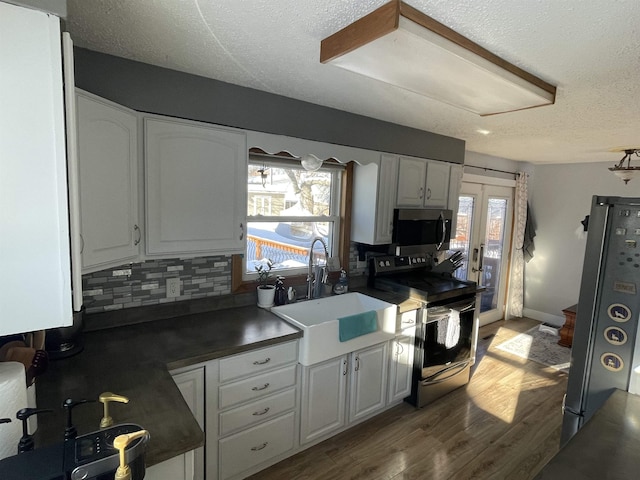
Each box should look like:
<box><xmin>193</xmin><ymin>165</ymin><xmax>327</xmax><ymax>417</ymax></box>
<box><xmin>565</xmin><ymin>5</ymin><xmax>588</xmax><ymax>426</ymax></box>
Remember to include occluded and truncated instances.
<box><xmin>388</xmin><ymin>310</ymin><xmax>417</xmax><ymax>405</ymax></box>
<box><xmin>146</xmin><ymin>365</ymin><xmax>205</xmax><ymax>480</ymax></box>
<box><xmin>300</xmin><ymin>355</ymin><xmax>347</xmax><ymax>444</ymax></box>
<box><xmin>153</xmin><ymin>330</ymin><xmax>419</xmax><ymax>479</ymax></box>
<box><xmin>207</xmin><ymin>340</ymin><xmax>299</xmax><ymax>480</ymax></box>
<box><xmin>300</xmin><ymin>342</ymin><xmax>389</xmax><ymax>445</ymax></box>
<box><xmin>218</xmin><ymin>411</ymin><xmax>296</xmax><ymax>479</ymax></box>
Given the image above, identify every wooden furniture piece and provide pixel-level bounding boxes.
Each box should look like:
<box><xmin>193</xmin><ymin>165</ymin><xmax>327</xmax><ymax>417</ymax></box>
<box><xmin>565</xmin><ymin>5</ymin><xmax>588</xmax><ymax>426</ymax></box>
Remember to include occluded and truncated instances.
<box><xmin>558</xmin><ymin>304</ymin><xmax>577</xmax><ymax>348</ymax></box>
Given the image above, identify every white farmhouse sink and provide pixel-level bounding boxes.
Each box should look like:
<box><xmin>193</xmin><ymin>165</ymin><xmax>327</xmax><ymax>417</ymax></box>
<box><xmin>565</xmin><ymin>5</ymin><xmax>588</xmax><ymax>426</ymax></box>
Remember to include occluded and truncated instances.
<box><xmin>271</xmin><ymin>292</ymin><xmax>397</xmax><ymax>365</ymax></box>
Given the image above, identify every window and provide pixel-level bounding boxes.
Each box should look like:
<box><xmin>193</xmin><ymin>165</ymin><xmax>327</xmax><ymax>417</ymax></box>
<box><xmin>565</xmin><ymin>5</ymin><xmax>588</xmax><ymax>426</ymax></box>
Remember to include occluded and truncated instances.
<box><xmin>246</xmin><ymin>156</ymin><xmax>343</xmax><ymax>278</ymax></box>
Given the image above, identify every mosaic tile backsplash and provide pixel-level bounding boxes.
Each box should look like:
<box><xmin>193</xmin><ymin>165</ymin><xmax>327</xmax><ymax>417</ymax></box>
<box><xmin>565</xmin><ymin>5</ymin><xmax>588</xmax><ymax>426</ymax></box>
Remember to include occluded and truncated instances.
<box><xmin>82</xmin><ymin>245</ymin><xmax>362</xmax><ymax>315</ymax></box>
<box><xmin>82</xmin><ymin>255</ymin><xmax>232</xmax><ymax>314</ymax></box>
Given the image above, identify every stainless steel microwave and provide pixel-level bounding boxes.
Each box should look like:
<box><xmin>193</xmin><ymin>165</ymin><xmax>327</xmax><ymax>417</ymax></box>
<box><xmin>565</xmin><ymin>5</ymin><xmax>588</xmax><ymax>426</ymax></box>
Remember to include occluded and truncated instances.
<box><xmin>392</xmin><ymin>208</ymin><xmax>452</xmax><ymax>255</ymax></box>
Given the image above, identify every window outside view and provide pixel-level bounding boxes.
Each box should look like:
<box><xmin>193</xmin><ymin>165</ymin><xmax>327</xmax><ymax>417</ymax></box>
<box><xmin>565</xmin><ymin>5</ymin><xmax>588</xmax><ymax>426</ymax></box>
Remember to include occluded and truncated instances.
<box><xmin>246</xmin><ymin>160</ymin><xmax>340</xmax><ymax>277</ymax></box>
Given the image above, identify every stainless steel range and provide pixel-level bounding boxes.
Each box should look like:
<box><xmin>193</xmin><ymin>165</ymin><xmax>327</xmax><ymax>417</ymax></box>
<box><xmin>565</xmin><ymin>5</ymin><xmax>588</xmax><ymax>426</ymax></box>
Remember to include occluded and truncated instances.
<box><xmin>369</xmin><ymin>255</ymin><xmax>478</xmax><ymax>407</ymax></box>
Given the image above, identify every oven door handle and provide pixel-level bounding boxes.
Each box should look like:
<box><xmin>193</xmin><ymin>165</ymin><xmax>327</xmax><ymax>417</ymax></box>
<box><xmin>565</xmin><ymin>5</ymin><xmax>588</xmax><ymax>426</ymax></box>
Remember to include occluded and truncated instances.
<box><xmin>456</xmin><ymin>302</ymin><xmax>475</xmax><ymax>313</ymax></box>
<box><xmin>423</xmin><ymin>360</ymin><xmax>470</xmax><ymax>384</ymax></box>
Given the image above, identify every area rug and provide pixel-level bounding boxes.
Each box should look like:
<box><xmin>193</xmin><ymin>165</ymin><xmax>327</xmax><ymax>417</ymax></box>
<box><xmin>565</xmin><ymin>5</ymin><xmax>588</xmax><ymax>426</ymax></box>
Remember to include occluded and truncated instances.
<box><xmin>495</xmin><ymin>326</ymin><xmax>571</xmax><ymax>373</ymax></box>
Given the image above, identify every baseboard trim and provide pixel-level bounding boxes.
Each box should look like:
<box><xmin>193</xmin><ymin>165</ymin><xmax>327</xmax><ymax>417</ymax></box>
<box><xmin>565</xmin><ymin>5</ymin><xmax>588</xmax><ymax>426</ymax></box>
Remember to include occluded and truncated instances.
<box><xmin>522</xmin><ymin>308</ymin><xmax>565</xmax><ymax>327</ymax></box>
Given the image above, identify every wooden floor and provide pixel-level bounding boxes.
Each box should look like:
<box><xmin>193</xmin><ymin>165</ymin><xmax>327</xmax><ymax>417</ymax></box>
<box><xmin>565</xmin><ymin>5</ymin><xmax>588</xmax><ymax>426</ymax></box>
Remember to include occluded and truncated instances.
<box><xmin>249</xmin><ymin>318</ymin><xmax>569</xmax><ymax>480</ymax></box>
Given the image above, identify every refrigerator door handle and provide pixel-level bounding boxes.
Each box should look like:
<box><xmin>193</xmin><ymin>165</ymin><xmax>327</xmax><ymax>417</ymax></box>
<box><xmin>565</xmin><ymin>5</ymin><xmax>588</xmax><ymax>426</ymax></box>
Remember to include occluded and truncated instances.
<box><xmin>562</xmin><ymin>395</ymin><xmax>582</xmax><ymax>417</ymax></box>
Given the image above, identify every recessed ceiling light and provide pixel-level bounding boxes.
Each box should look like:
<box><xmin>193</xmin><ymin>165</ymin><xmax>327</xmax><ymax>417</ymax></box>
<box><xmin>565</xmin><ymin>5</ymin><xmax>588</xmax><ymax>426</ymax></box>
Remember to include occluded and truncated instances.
<box><xmin>476</xmin><ymin>129</ymin><xmax>491</xmax><ymax>135</ymax></box>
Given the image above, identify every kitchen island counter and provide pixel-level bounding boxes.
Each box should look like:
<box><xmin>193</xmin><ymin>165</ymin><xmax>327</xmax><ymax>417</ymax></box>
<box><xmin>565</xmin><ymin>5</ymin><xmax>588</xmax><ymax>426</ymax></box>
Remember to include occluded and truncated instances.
<box><xmin>33</xmin><ymin>304</ymin><xmax>301</xmax><ymax>467</ymax></box>
<box><xmin>535</xmin><ymin>389</ymin><xmax>640</xmax><ymax>478</ymax></box>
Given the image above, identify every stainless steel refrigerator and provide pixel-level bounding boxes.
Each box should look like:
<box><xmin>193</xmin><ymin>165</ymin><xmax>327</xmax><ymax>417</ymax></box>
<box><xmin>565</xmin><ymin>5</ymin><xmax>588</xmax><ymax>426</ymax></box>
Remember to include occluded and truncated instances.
<box><xmin>561</xmin><ymin>196</ymin><xmax>640</xmax><ymax>446</ymax></box>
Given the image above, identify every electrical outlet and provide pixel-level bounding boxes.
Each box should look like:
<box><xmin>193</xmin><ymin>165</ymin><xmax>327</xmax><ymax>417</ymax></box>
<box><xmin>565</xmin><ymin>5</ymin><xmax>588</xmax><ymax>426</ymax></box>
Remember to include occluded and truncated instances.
<box><xmin>166</xmin><ymin>278</ymin><xmax>180</xmax><ymax>298</ymax></box>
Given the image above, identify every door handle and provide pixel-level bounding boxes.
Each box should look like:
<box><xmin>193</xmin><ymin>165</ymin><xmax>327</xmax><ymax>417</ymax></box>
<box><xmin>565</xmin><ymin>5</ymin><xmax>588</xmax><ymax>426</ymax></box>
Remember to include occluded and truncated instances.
<box><xmin>478</xmin><ymin>244</ymin><xmax>485</xmax><ymax>272</ymax></box>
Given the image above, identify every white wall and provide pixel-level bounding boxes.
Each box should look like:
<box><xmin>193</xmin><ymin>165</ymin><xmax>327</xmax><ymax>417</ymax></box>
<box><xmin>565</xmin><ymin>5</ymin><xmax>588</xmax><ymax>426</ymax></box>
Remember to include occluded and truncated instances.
<box><xmin>524</xmin><ymin>161</ymin><xmax>636</xmax><ymax>325</ymax></box>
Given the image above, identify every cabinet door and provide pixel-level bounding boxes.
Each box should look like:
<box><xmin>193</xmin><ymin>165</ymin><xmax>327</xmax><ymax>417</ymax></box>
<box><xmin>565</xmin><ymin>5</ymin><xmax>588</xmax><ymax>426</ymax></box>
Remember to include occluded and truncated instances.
<box><xmin>171</xmin><ymin>366</ymin><xmax>205</xmax><ymax>480</ymax></box>
<box><xmin>349</xmin><ymin>343</ymin><xmax>388</xmax><ymax>423</ymax></box>
<box><xmin>76</xmin><ymin>92</ymin><xmax>139</xmax><ymax>271</ymax></box>
<box><xmin>396</xmin><ymin>157</ymin><xmax>427</xmax><ymax>206</ymax></box>
<box><xmin>374</xmin><ymin>154</ymin><xmax>399</xmax><ymax>243</ymax></box>
<box><xmin>145</xmin><ymin>117</ymin><xmax>246</xmax><ymax>255</ymax></box>
<box><xmin>351</xmin><ymin>153</ymin><xmax>398</xmax><ymax>245</ymax></box>
<box><xmin>424</xmin><ymin>161</ymin><xmax>450</xmax><ymax>208</ymax></box>
<box><xmin>388</xmin><ymin>331</ymin><xmax>415</xmax><ymax>405</ymax></box>
<box><xmin>145</xmin><ymin>454</ymin><xmax>190</xmax><ymax>480</ymax></box>
<box><xmin>300</xmin><ymin>356</ymin><xmax>347</xmax><ymax>445</ymax></box>
<box><xmin>1</xmin><ymin>3</ymin><xmax>72</xmax><ymax>335</ymax></box>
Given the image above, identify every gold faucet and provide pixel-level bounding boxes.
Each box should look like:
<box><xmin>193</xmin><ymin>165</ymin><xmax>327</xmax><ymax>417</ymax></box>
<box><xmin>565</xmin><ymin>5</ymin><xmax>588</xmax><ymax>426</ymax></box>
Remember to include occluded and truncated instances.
<box><xmin>113</xmin><ymin>429</ymin><xmax>148</xmax><ymax>480</ymax></box>
<box><xmin>99</xmin><ymin>392</ymin><xmax>129</xmax><ymax>428</ymax></box>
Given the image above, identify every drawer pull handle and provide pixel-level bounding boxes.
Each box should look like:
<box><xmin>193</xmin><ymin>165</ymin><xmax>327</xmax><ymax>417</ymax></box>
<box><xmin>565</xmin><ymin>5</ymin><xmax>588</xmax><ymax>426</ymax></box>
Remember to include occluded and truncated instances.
<box><xmin>251</xmin><ymin>442</ymin><xmax>268</xmax><ymax>451</ymax></box>
<box><xmin>253</xmin><ymin>357</ymin><xmax>271</xmax><ymax>365</ymax></box>
<box><xmin>252</xmin><ymin>407</ymin><xmax>270</xmax><ymax>416</ymax></box>
<box><xmin>251</xmin><ymin>383</ymin><xmax>270</xmax><ymax>391</ymax></box>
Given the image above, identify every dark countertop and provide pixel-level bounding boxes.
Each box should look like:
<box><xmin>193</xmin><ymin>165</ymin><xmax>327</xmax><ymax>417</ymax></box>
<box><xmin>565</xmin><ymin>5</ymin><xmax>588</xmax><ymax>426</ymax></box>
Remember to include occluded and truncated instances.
<box><xmin>31</xmin><ymin>286</ymin><xmax>412</xmax><ymax>468</ymax></box>
<box><xmin>535</xmin><ymin>389</ymin><xmax>640</xmax><ymax>479</ymax></box>
<box><xmin>33</xmin><ymin>305</ymin><xmax>301</xmax><ymax>466</ymax></box>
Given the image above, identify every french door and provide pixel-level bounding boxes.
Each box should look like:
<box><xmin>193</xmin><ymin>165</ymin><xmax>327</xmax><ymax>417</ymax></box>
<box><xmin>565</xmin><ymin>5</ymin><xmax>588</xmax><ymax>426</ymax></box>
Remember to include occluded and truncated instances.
<box><xmin>452</xmin><ymin>183</ymin><xmax>513</xmax><ymax>326</ymax></box>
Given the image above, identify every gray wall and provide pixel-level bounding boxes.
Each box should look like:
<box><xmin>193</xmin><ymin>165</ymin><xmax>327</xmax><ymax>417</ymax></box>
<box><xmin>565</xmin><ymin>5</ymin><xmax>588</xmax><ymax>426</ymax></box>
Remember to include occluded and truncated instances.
<box><xmin>73</xmin><ymin>47</ymin><xmax>465</xmax><ymax>164</ymax></box>
<box><xmin>524</xmin><ymin>162</ymin><xmax>635</xmax><ymax>325</ymax></box>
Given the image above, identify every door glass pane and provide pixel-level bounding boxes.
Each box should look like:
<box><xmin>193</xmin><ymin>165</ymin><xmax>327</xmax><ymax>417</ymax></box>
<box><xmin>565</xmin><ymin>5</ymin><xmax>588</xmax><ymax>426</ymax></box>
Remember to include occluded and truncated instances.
<box><xmin>480</xmin><ymin>198</ymin><xmax>508</xmax><ymax>313</ymax></box>
<box><xmin>451</xmin><ymin>196</ymin><xmax>474</xmax><ymax>281</ymax></box>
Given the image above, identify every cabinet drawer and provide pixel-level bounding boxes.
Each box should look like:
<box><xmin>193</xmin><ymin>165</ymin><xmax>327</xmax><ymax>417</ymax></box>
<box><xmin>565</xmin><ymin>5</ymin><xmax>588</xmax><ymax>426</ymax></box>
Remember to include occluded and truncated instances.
<box><xmin>397</xmin><ymin>310</ymin><xmax>417</xmax><ymax>333</ymax></box>
<box><xmin>218</xmin><ymin>364</ymin><xmax>296</xmax><ymax>409</ymax></box>
<box><xmin>219</xmin><ymin>341</ymin><xmax>297</xmax><ymax>383</ymax></box>
<box><xmin>219</xmin><ymin>387</ymin><xmax>296</xmax><ymax>436</ymax></box>
<box><xmin>219</xmin><ymin>412</ymin><xmax>295</xmax><ymax>480</ymax></box>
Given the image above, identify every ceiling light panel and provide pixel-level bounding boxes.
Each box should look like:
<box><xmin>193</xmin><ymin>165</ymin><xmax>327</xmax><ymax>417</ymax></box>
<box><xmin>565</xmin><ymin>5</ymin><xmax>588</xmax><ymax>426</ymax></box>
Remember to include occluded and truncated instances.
<box><xmin>321</xmin><ymin>1</ymin><xmax>556</xmax><ymax>116</ymax></box>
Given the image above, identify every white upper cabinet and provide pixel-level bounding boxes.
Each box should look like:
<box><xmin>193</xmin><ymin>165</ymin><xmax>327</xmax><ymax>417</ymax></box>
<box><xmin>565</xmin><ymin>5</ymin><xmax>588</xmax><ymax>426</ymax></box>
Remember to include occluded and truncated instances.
<box><xmin>0</xmin><ymin>3</ymin><xmax>72</xmax><ymax>335</ymax></box>
<box><xmin>76</xmin><ymin>91</ymin><xmax>140</xmax><ymax>271</ymax></box>
<box><xmin>144</xmin><ymin>117</ymin><xmax>246</xmax><ymax>255</ymax></box>
<box><xmin>397</xmin><ymin>157</ymin><xmax>452</xmax><ymax>209</ymax></box>
<box><xmin>424</xmin><ymin>160</ymin><xmax>450</xmax><ymax>208</ymax></box>
<box><xmin>351</xmin><ymin>153</ymin><xmax>399</xmax><ymax>245</ymax></box>
<box><xmin>396</xmin><ymin>157</ymin><xmax>427</xmax><ymax>207</ymax></box>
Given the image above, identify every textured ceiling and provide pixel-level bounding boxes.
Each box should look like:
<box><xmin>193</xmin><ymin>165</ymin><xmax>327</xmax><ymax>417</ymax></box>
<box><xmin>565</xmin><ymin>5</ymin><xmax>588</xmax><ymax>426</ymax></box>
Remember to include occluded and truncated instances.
<box><xmin>65</xmin><ymin>0</ymin><xmax>640</xmax><ymax>165</ymax></box>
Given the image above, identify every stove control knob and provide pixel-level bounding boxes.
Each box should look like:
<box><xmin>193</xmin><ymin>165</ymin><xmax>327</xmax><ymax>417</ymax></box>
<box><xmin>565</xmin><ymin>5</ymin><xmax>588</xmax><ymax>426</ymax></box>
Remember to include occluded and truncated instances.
<box><xmin>385</xmin><ymin>261</ymin><xmax>391</xmax><ymax>266</ymax></box>
<box><xmin>378</xmin><ymin>261</ymin><xmax>384</xmax><ymax>267</ymax></box>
